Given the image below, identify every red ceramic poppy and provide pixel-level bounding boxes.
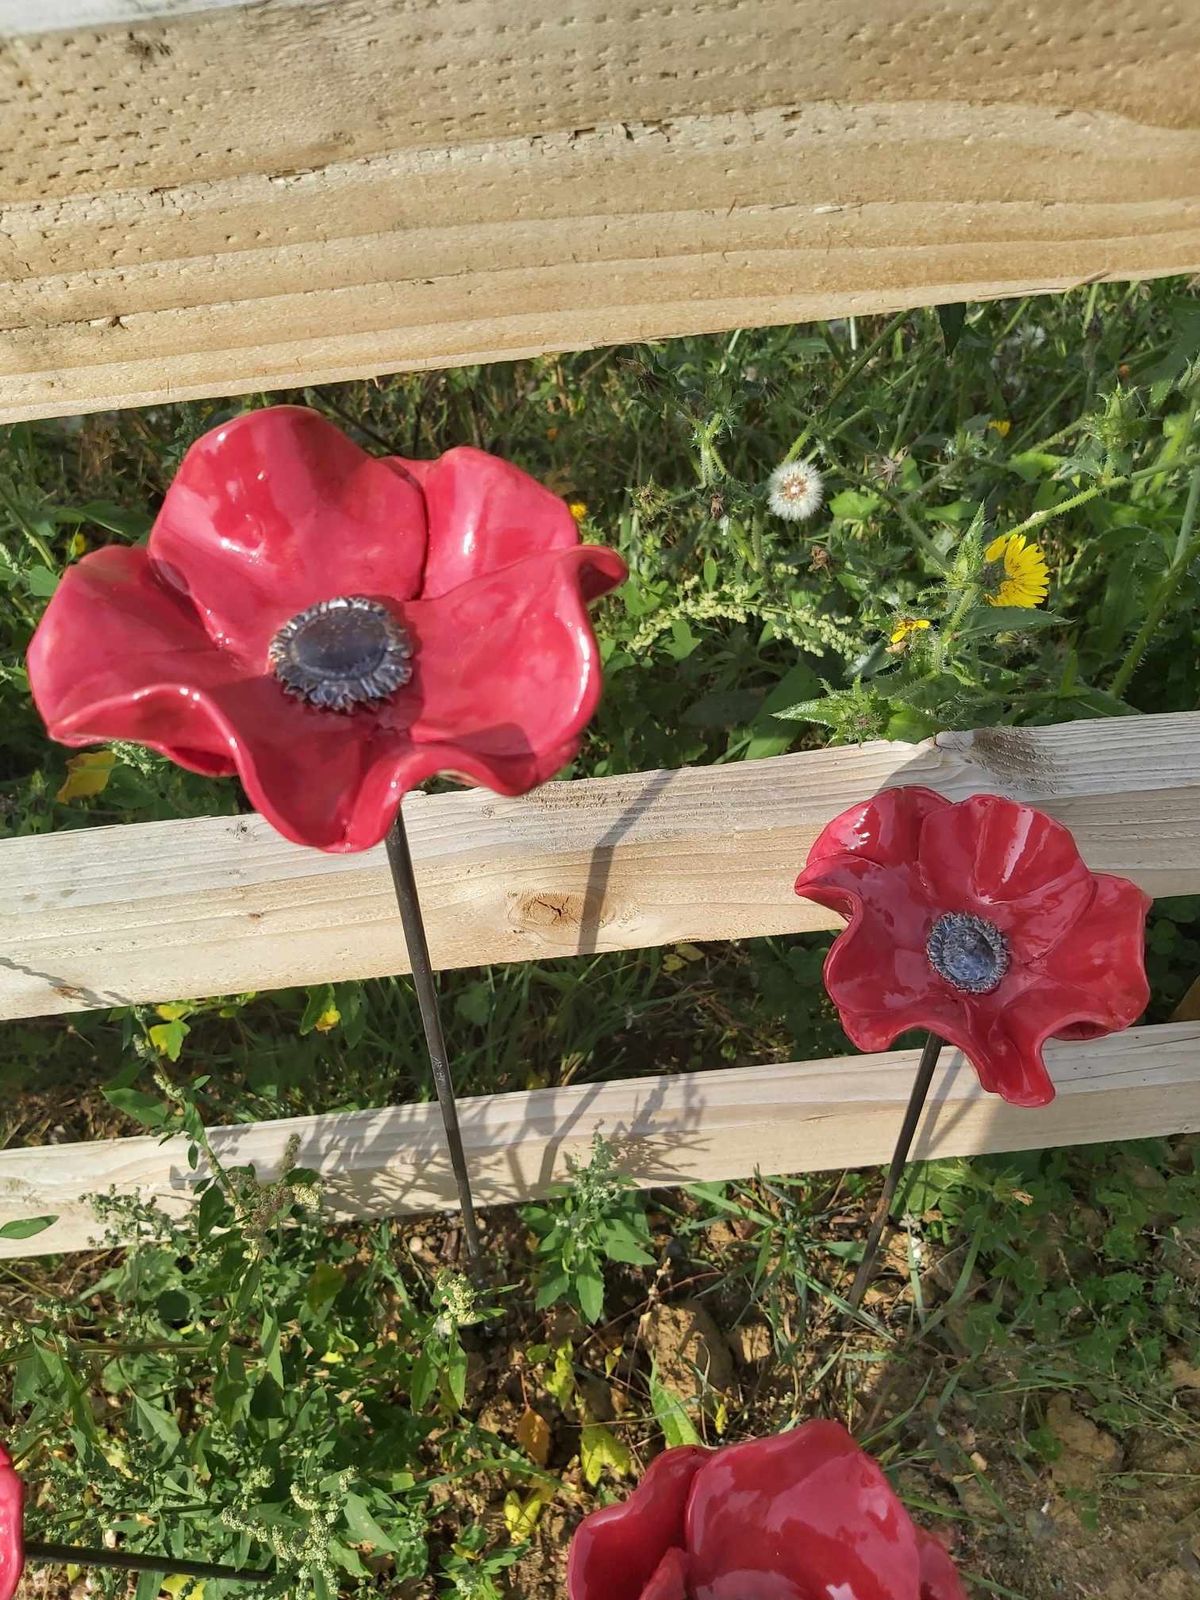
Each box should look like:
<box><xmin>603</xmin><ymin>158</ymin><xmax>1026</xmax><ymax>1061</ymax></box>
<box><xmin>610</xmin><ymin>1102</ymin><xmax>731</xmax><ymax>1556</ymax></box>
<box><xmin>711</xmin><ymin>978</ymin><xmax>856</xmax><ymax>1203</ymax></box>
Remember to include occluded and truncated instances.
<box><xmin>0</xmin><ymin>1444</ymin><xmax>23</xmax><ymax>1600</ymax></box>
<box><xmin>567</xmin><ymin>1419</ymin><xmax>966</xmax><ymax>1600</ymax></box>
<box><xmin>794</xmin><ymin>786</ymin><xmax>1150</xmax><ymax>1107</ymax></box>
<box><xmin>28</xmin><ymin>407</ymin><xmax>627</xmax><ymax>852</ymax></box>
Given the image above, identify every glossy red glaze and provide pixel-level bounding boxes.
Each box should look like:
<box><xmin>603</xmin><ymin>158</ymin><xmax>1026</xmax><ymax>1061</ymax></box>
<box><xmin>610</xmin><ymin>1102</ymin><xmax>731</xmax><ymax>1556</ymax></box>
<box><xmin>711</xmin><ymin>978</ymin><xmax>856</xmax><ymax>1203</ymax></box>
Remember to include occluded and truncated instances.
<box><xmin>566</xmin><ymin>1421</ymin><xmax>967</xmax><ymax>1600</ymax></box>
<box><xmin>28</xmin><ymin>407</ymin><xmax>627</xmax><ymax>852</ymax></box>
<box><xmin>0</xmin><ymin>1444</ymin><xmax>23</xmax><ymax>1600</ymax></box>
<box><xmin>794</xmin><ymin>787</ymin><xmax>1151</xmax><ymax>1107</ymax></box>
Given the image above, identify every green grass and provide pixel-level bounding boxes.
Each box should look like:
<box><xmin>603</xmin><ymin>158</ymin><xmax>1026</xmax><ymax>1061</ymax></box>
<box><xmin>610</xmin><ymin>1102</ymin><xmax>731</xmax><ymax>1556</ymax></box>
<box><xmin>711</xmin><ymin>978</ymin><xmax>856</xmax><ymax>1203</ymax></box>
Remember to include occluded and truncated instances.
<box><xmin>2</xmin><ymin>280</ymin><xmax>1200</xmax><ymax>1597</ymax></box>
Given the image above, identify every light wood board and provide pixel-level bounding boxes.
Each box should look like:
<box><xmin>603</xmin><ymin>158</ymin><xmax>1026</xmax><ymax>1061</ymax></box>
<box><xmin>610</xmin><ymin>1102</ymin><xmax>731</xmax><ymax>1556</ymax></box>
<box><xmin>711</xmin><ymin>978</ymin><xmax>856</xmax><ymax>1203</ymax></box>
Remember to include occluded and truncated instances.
<box><xmin>2</xmin><ymin>1021</ymin><xmax>1197</xmax><ymax>1259</ymax></box>
<box><xmin>3</xmin><ymin>711</ymin><xmax>1200</xmax><ymax>1022</ymax></box>
<box><xmin>0</xmin><ymin>0</ymin><xmax>290</xmax><ymax>35</ymax></box>
<box><xmin>1</xmin><ymin>0</ymin><xmax>1198</xmax><ymax>421</ymax></box>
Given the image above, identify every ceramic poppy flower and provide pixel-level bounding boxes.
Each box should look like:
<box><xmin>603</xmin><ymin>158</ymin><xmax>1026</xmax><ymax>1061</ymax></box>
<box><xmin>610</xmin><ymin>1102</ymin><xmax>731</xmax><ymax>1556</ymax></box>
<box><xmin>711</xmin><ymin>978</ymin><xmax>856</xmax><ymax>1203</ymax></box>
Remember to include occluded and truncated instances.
<box><xmin>795</xmin><ymin>786</ymin><xmax>1150</xmax><ymax>1108</ymax></box>
<box><xmin>0</xmin><ymin>1444</ymin><xmax>23</xmax><ymax>1600</ymax></box>
<box><xmin>567</xmin><ymin>1419</ymin><xmax>966</xmax><ymax>1600</ymax></box>
<box><xmin>28</xmin><ymin>406</ymin><xmax>626</xmax><ymax>852</ymax></box>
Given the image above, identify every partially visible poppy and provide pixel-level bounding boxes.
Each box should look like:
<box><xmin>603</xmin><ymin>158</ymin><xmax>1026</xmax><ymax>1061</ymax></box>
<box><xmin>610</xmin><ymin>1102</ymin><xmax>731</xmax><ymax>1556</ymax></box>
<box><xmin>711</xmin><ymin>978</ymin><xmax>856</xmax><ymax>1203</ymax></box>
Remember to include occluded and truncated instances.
<box><xmin>0</xmin><ymin>1444</ymin><xmax>24</xmax><ymax>1600</ymax></box>
<box><xmin>567</xmin><ymin>1419</ymin><xmax>966</xmax><ymax>1600</ymax></box>
<box><xmin>795</xmin><ymin>786</ymin><xmax>1150</xmax><ymax>1107</ymax></box>
<box><xmin>28</xmin><ymin>407</ymin><xmax>626</xmax><ymax>853</ymax></box>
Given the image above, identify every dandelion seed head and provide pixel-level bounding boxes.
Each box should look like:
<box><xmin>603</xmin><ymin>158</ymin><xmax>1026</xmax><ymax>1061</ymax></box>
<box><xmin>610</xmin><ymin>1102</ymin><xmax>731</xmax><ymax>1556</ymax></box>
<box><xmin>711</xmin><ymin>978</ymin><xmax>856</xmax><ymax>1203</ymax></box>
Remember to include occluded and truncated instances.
<box><xmin>767</xmin><ymin>460</ymin><xmax>824</xmax><ymax>522</ymax></box>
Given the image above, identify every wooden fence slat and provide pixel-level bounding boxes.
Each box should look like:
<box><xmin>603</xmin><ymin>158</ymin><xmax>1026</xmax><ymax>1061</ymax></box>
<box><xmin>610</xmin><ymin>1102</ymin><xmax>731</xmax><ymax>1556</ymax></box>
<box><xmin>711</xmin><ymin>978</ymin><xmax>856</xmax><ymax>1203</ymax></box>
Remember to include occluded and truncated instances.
<box><xmin>4</xmin><ymin>712</ymin><xmax>1200</xmax><ymax>1023</ymax></box>
<box><xmin>0</xmin><ymin>0</ymin><xmax>268</xmax><ymax>33</ymax></box>
<box><xmin>1</xmin><ymin>0</ymin><xmax>1198</xmax><ymax>421</ymax></box>
<box><xmin>2</xmin><ymin>1021</ymin><xmax>1197</xmax><ymax>1259</ymax></box>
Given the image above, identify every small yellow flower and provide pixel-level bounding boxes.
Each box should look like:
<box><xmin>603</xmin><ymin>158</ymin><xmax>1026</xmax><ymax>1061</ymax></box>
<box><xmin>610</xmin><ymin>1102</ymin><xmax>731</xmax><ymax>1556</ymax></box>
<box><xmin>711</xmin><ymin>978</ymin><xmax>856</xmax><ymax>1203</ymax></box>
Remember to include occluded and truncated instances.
<box><xmin>889</xmin><ymin>617</ymin><xmax>932</xmax><ymax>645</ymax></box>
<box><xmin>988</xmin><ymin>419</ymin><xmax>1012</xmax><ymax>438</ymax></box>
<box><xmin>984</xmin><ymin>532</ymin><xmax>1049</xmax><ymax>608</ymax></box>
<box><xmin>568</xmin><ymin>500</ymin><xmax>588</xmax><ymax>523</ymax></box>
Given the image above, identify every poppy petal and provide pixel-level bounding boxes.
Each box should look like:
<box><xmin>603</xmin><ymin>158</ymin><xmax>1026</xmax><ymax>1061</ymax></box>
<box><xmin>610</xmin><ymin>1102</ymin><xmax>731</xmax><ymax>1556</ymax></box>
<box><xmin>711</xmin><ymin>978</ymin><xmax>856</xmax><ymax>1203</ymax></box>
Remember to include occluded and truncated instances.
<box><xmin>955</xmin><ymin>988</ymin><xmax>1059</xmax><ymax>1106</ymax></box>
<box><xmin>151</xmin><ymin>407</ymin><xmax>427</xmax><ymax>663</ymax></box>
<box><xmin>918</xmin><ymin>795</ymin><xmax>1094</xmax><ymax>958</ymax></box>
<box><xmin>940</xmin><ymin>874</ymin><xmax>1149</xmax><ymax>1107</ymax></box>
<box><xmin>28</xmin><ymin>545</ymin><xmax>247</xmax><ymax>778</ymax></box>
<box><xmin>404</xmin><ymin>544</ymin><xmax>626</xmax><ymax>765</ymax></box>
<box><xmin>807</xmin><ymin>861</ymin><xmax>959</xmax><ymax>1051</ymax></box>
<box><xmin>799</xmin><ymin>787</ymin><xmax>951</xmax><ymax>883</ymax></box>
<box><xmin>641</xmin><ymin>1548</ymin><xmax>691</xmax><ymax>1600</ymax></box>
<box><xmin>0</xmin><ymin>1445</ymin><xmax>24</xmax><ymax>1600</ymax></box>
<box><xmin>567</xmin><ymin>1447</ymin><xmax>709</xmax><ymax>1600</ymax></box>
<box><xmin>918</xmin><ymin>1532</ymin><xmax>968</xmax><ymax>1600</ymax></box>
<box><xmin>30</xmin><ymin>555</ymin><xmax>409</xmax><ymax>850</ymax></box>
<box><xmin>685</xmin><ymin>1420</ymin><xmax>921</xmax><ymax>1600</ymax></box>
<box><xmin>394</xmin><ymin>446</ymin><xmax>582</xmax><ymax>598</ymax></box>
<box><xmin>1036</xmin><ymin>873</ymin><xmax>1151</xmax><ymax>1036</ymax></box>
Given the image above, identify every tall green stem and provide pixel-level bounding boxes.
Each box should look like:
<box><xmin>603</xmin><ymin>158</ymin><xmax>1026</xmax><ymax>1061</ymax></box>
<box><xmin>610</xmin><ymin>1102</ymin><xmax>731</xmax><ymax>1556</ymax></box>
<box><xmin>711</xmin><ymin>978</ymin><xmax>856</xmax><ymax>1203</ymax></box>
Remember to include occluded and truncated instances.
<box><xmin>785</xmin><ymin>309</ymin><xmax>912</xmax><ymax>462</ymax></box>
<box><xmin>1109</xmin><ymin>460</ymin><xmax>1200</xmax><ymax>700</ymax></box>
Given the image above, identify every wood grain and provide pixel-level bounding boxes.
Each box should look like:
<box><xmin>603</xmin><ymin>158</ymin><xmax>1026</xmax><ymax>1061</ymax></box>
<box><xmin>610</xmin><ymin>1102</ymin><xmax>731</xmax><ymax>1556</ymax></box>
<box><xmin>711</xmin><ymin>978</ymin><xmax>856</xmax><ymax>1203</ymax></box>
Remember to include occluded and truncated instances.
<box><xmin>0</xmin><ymin>0</ymin><xmax>280</xmax><ymax>35</ymax></box>
<box><xmin>3</xmin><ymin>711</ymin><xmax>1199</xmax><ymax>1023</ymax></box>
<box><xmin>3</xmin><ymin>1020</ymin><xmax>1197</xmax><ymax>1259</ymax></box>
<box><xmin>1</xmin><ymin>0</ymin><xmax>1197</xmax><ymax>421</ymax></box>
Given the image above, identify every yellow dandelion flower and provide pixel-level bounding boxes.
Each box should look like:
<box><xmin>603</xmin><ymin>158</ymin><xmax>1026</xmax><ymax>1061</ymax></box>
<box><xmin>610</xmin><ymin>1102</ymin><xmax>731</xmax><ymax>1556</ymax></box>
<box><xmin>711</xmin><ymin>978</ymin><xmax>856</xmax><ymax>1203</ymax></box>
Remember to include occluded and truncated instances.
<box><xmin>984</xmin><ymin>533</ymin><xmax>1049</xmax><ymax>608</ymax></box>
<box><xmin>988</xmin><ymin>418</ymin><xmax>1012</xmax><ymax>438</ymax></box>
<box><xmin>889</xmin><ymin>617</ymin><xmax>932</xmax><ymax>645</ymax></box>
<box><xmin>568</xmin><ymin>500</ymin><xmax>588</xmax><ymax>523</ymax></box>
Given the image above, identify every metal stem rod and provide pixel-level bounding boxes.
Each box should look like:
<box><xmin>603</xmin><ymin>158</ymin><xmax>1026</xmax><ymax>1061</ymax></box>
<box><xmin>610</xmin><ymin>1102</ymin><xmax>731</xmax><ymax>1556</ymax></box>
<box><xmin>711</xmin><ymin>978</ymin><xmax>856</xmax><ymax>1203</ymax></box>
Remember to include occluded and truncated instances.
<box><xmin>25</xmin><ymin>1541</ymin><xmax>271</xmax><ymax>1583</ymax></box>
<box><xmin>385</xmin><ymin>804</ymin><xmax>483</xmax><ymax>1268</ymax></box>
<box><xmin>846</xmin><ymin>1033</ymin><xmax>944</xmax><ymax>1313</ymax></box>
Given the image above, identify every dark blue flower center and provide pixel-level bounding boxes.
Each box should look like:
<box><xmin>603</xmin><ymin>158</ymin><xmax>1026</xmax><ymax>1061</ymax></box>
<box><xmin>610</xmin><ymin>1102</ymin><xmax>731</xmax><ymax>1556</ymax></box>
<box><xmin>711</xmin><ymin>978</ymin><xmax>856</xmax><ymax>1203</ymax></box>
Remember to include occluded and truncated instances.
<box><xmin>926</xmin><ymin>912</ymin><xmax>1009</xmax><ymax>994</ymax></box>
<box><xmin>292</xmin><ymin>607</ymin><xmax>390</xmax><ymax>678</ymax></box>
<box><xmin>268</xmin><ymin>596</ymin><xmax>413</xmax><ymax>713</ymax></box>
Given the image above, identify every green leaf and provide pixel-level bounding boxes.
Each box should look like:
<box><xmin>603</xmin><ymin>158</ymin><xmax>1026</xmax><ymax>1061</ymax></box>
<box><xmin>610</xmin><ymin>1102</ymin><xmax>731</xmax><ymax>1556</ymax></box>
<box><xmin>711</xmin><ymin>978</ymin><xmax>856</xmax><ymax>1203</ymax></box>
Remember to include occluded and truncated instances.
<box><xmin>601</xmin><ymin>1219</ymin><xmax>654</xmax><ymax>1267</ymax></box>
<box><xmin>343</xmin><ymin>1492</ymin><xmax>399</xmax><ymax>1553</ymax></box>
<box><xmin>936</xmin><ymin>301</ymin><xmax>967</xmax><ymax>353</ymax></box>
<box><xmin>580</xmin><ymin>1422</ymin><xmax>634</xmax><ymax>1487</ymax></box>
<box><xmin>249</xmin><ymin>1374</ymin><xmax>284</xmax><ymax>1420</ymax></box>
<box><xmin>445</xmin><ymin>1342</ymin><xmax>468</xmax><ymax>1410</ymax></box>
<box><xmin>135</xmin><ymin>1569</ymin><xmax>161</xmax><ymax>1600</ymax></box>
<box><xmin>103</xmin><ymin>1085</ymin><xmax>170</xmax><ymax>1129</ymax></box>
<box><xmin>326</xmin><ymin>1541</ymin><xmax>370</xmax><ymax>1578</ymax></box>
<box><xmin>305</xmin><ymin>1262</ymin><xmax>345</xmax><ymax>1316</ymax></box>
<box><xmin>575</xmin><ymin>1262</ymin><xmax>605</xmax><ymax>1324</ymax></box>
<box><xmin>55</xmin><ymin>500</ymin><xmax>152</xmax><ymax>540</ymax></box>
<box><xmin>410</xmin><ymin>1350</ymin><xmax>437</xmax><ymax>1411</ymax></box>
<box><xmin>213</xmin><ymin>1347</ymin><xmax>247</xmax><ymax>1423</ymax></box>
<box><xmin>131</xmin><ymin>1392</ymin><xmax>182</xmax><ymax>1452</ymax></box>
<box><xmin>25</xmin><ymin>565</ymin><xmax>59</xmax><ymax>598</ymax></box>
<box><xmin>0</xmin><ymin>1215</ymin><xmax>57</xmax><ymax>1241</ymax></box>
<box><xmin>534</xmin><ymin>1270</ymin><xmax>571</xmax><ymax>1311</ymax></box>
<box><xmin>197</xmin><ymin>1182</ymin><xmax>227</xmax><ymax>1239</ymax></box>
<box><xmin>681</xmin><ymin>688</ymin><xmax>763</xmax><ymax>728</ymax></box>
<box><xmin>148</xmin><ymin>1019</ymin><xmax>189</xmax><ymax>1061</ymax></box>
<box><xmin>828</xmin><ymin>489</ymin><xmax>880</xmax><ymax>520</ymax></box>
<box><xmin>299</xmin><ymin>982</ymin><xmax>336</xmax><ymax>1035</ymax></box>
<box><xmin>543</xmin><ymin>1343</ymin><xmax>575</xmax><ymax>1408</ymax></box>
<box><xmin>157</xmin><ymin>1289</ymin><xmax>191</xmax><ymax>1324</ymax></box>
<box><xmin>959</xmin><ymin>606</ymin><xmax>1064</xmax><ymax>639</ymax></box>
<box><xmin>649</xmin><ymin>1372</ymin><xmax>702</xmax><ymax>1447</ymax></box>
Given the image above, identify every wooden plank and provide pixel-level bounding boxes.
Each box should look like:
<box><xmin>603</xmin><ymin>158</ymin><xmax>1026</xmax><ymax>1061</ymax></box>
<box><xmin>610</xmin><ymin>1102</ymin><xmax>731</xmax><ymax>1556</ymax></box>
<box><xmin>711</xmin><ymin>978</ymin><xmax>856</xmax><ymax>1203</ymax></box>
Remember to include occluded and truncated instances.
<box><xmin>2</xmin><ymin>1021</ymin><xmax>1197</xmax><ymax>1259</ymax></box>
<box><xmin>0</xmin><ymin>0</ymin><xmax>288</xmax><ymax>36</ymax></box>
<box><xmin>3</xmin><ymin>711</ymin><xmax>1200</xmax><ymax>1023</ymax></box>
<box><xmin>1</xmin><ymin>0</ymin><xmax>1197</xmax><ymax>422</ymax></box>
